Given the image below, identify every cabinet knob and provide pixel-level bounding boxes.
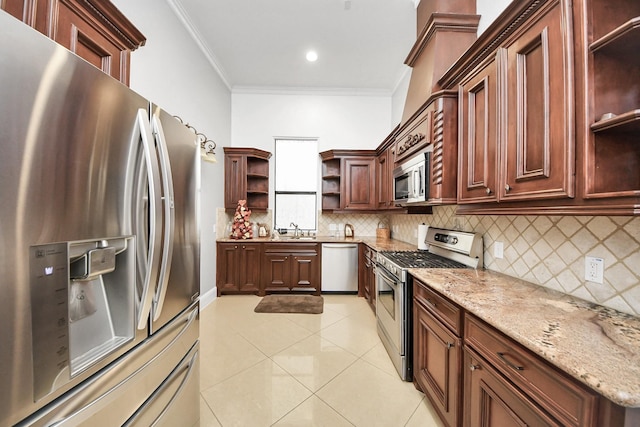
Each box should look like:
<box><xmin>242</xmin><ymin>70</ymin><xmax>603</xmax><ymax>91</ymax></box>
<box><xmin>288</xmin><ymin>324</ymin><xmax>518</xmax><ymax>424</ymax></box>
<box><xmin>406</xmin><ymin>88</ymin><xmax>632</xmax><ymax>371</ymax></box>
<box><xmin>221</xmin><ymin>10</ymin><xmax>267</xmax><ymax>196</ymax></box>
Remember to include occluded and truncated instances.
<box><xmin>446</xmin><ymin>342</ymin><xmax>454</xmax><ymax>349</ymax></box>
<box><xmin>470</xmin><ymin>364</ymin><xmax>480</xmax><ymax>371</ymax></box>
<box><xmin>485</xmin><ymin>187</ymin><xmax>492</xmax><ymax>195</ymax></box>
<box><xmin>234</xmin><ymin>245</ymin><xmax>238</xmax><ymax>249</ymax></box>
<box><xmin>242</xmin><ymin>245</ymin><xmax>245</xmax><ymax>249</ymax></box>
<box><xmin>505</xmin><ymin>184</ymin><xmax>511</xmax><ymax>192</ymax></box>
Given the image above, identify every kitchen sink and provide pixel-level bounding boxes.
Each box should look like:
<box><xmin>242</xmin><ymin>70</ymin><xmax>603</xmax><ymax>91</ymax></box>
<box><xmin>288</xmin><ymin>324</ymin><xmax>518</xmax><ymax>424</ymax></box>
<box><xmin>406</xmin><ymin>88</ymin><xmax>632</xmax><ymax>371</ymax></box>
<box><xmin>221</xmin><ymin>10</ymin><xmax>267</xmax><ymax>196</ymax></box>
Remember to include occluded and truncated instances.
<box><xmin>275</xmin><ymin>236</ymin><xmax>316</xmax><ymax>240</ymax></box>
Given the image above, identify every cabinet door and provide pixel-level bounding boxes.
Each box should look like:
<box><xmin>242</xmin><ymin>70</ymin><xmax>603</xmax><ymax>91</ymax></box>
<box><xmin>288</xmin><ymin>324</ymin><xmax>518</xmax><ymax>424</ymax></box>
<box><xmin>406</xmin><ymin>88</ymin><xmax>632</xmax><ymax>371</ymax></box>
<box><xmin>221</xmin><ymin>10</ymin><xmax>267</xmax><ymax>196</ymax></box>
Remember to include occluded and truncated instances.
<box><xmin>464</xmin><ymin>348</ymin><xmax>561</xmax><ymax>427</ymax></box>
<box><xmin>239</xmin><ymin>244</ymin><xmax>261</xmax><ymax>293</ymax></box>
<box><xmin>53</xmin><ymin>0</ymin><xmax>130</xmax><ymax>84</ymax></box>
<box><xmin>501</xmin><ymin>1</ymin><xmax>574</xmax><ymax>201</ymax></box>
<box><xmin>224</xmin><ymin>154</ymin><xmax>246</xmax><ymax>209</ymax></box>
<box><xmin>413</xmin><ymin>301</ymin><xmax>461</xmax><ymax>427</ymax></box>
<box><xmin>343</xmin><ymin>157</ymin><xmax>376</xmax><ymax>210</ymax></box>
<box><xmin>458</xmin><ymin>53</ymin><xmax>501</xmax><ymax>203</ymax></box>
<box><xmin>290</xmin><ymin>252</ymin><xmax>320</xmax><ymax>294</ymax></box>
<box><xmin>262</xmin><ymin>253</ymin><xmax>291</xmax><ymax>294</ymax></box>
<box><xmin>216</xmin><ymin>243</ymin><xmax>240</xmax><ymax>295</ymax></box>
<box><xmin>376</xmin><ymin>150</ymin><xmax>390</xmax><ymax>209</ymax></box>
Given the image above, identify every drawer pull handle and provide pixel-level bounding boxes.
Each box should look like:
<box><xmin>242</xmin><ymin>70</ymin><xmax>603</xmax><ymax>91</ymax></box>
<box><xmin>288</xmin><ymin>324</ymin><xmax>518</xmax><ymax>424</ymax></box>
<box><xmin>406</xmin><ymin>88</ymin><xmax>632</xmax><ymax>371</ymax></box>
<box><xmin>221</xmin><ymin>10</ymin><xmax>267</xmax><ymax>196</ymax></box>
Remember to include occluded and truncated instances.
<box><xmin>425</xmin><ymin>298</ymin><xmax>437</xmax><ymax>309</ymax></box>
<box><xmin>497</xmin><ymin>352</ymin><xmax>524</xmax><ymax>371</ymax></box>
<box><xmin>470</xmin><ymin>364</ymin><xmax>480</xmax><ymax>371</ymax></box>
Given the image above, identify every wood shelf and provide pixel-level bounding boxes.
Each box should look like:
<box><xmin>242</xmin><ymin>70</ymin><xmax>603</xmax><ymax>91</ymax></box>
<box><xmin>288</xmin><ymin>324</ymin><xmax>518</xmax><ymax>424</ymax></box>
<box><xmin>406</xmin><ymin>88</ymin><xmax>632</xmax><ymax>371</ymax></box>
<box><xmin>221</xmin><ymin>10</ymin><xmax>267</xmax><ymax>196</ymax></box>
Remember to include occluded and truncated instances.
<box><xmin>589</xmin><ymin>17</ymin><xmax>640</xmax><ymax>54</ymax></box>
<box><xmin>591</xmin><ymin>110</ymin><xmax>640</xmax><ymax>133</ymax></box>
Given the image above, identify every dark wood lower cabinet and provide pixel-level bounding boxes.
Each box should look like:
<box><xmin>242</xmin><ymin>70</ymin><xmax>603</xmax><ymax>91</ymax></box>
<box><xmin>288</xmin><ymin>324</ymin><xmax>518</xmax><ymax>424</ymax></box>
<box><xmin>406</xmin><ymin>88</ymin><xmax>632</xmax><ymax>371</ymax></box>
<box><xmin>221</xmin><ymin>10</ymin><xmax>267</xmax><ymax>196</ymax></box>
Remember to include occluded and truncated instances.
<box><xmin>358</xmin><ymin>244</ymin><xmax>376</xmax><ymax>311</ymax></box>
<box><xmin>464</xmin><ymin>347</ymin><xmax>561</xmax><ymax>427</ymax></box>
<box><xmin>217</xmin><ymin>242</ymin><xmax>320</xmax><ymax>296</ymax></box>
<box><xmin>262</xmin><ymin>244</ymin><xmax>320</xmax><ymax>295</ymax></box>
<box><xmin>413</xmin><ymin>289</ymin><xmax>461</xmax><ymax>427</ymax></box>
<box><xmin>216</xmin><ymin>242</ymin><xmax>261</xmax><ymax>296</ymax></box>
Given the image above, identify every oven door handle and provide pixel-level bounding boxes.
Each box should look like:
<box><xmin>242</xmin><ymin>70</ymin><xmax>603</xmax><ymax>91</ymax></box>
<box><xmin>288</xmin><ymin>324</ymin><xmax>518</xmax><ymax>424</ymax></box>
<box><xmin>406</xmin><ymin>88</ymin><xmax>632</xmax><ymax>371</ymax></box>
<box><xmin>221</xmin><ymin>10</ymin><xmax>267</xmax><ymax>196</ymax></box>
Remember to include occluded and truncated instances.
<box><xmin>376</xmin><ymin>264</ymin><xmax>401</xmax><ymax>290</ymax></box>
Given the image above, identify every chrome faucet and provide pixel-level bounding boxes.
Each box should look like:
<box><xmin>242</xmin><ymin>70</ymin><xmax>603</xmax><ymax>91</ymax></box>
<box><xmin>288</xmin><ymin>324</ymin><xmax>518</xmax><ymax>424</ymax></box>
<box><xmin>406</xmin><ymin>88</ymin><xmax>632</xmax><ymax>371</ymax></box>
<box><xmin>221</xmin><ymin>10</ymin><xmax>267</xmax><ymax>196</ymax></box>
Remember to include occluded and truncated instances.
<box><xmin>290</xmin><ymin>222</ymin><xmax>300</xmax><ymax>238</ymax></box>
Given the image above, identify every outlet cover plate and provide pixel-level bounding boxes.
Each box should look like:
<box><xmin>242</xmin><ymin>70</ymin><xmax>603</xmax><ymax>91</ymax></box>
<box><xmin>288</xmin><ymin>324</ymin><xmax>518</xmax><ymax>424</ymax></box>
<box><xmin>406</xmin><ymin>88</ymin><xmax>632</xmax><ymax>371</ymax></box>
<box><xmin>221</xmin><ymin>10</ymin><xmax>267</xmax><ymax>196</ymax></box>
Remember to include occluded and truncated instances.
<box><xmin>585</xmin><ymin>256</ymin><xmax>604</xmax><ymax>284</ymax></box>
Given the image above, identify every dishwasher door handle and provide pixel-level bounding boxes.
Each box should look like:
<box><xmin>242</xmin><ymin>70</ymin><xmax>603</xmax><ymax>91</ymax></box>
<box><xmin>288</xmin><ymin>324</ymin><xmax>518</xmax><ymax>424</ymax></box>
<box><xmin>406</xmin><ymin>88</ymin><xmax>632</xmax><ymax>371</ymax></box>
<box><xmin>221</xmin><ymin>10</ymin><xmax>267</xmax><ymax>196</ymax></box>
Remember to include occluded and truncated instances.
<box><xmin>322</xmin><ymin>244</ymin><xmax>359</xmax><ymax>249</ymax></box>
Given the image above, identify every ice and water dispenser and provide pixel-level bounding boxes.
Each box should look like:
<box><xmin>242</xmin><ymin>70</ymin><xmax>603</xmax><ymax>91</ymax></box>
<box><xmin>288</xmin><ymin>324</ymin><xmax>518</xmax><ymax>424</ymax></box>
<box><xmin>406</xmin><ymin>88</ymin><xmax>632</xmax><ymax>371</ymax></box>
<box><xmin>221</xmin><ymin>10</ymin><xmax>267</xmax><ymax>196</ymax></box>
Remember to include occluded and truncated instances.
<box><xmin>29</xmin><ymin>236</ymin><xmax>135</xmax><ymax>400</ymax></box>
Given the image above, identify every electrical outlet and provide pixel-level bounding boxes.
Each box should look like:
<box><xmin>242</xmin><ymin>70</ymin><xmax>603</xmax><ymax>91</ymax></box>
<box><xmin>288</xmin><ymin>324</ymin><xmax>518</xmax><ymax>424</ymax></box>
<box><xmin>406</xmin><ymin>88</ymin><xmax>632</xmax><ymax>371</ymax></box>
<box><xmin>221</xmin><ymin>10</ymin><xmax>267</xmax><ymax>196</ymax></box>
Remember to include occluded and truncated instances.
<box><xmin>494</xmin><ymin>241</ymin><xmax>504</xmax><ymax>259</ymax></box>
<box><xmin>585</xmin><ymin>256</ymin><xmax>604</xmax><ymax>284</ymax></box>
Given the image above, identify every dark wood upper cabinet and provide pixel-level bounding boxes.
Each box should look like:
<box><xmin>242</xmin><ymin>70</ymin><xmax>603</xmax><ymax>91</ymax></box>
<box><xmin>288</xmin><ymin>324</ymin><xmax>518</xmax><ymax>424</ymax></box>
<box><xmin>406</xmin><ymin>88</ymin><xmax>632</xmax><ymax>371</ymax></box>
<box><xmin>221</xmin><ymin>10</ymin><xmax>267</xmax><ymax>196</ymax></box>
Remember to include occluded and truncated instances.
<box><xmin>223</xmin><ymin>147</ymin><xmax>271</xmax><ymax>211</ymax></box>
<box><xmin>2</xmin><ymin>0</ymin><xmax>145</xmax><ymax>85</ymax></box>
<box><xmin>443</xmin><ymin>0</ymin><xmax>640</xmax><ymax>215</ymax></box>
<box><xmin>320</xmin><ymin>150</ymin><xmax>377</xmax><ymax>212</ymax></box>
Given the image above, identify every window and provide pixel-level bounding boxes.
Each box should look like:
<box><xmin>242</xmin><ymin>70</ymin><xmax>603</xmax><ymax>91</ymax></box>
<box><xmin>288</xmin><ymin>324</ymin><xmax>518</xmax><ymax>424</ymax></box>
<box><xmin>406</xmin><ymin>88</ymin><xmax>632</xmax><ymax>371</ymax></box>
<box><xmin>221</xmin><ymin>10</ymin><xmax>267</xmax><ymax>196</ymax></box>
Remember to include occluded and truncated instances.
<box><xmin>274</xmin><ymin>139</ymin><xmax>318</xmax><ymax>231</ymax></box>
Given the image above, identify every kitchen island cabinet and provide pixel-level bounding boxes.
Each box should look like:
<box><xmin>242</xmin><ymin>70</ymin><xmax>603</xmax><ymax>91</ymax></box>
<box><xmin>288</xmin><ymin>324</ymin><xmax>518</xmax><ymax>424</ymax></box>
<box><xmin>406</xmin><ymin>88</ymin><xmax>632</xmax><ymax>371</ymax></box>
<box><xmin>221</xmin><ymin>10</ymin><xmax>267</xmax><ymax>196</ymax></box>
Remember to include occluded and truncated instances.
<box><xmin>2</xmin><ymin>0</ymin><xmax>146</xmax><ymax>85</ymax></box>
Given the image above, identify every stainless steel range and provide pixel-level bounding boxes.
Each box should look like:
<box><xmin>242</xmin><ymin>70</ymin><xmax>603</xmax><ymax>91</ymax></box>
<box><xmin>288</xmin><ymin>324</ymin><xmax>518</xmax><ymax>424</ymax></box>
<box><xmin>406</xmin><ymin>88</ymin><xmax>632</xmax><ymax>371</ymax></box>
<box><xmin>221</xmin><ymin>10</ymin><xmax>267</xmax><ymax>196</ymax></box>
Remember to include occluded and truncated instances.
<box><xmin>376</xmin><ymin>227</ymin><xmax>483</xmax><ymax>381</ymax></box>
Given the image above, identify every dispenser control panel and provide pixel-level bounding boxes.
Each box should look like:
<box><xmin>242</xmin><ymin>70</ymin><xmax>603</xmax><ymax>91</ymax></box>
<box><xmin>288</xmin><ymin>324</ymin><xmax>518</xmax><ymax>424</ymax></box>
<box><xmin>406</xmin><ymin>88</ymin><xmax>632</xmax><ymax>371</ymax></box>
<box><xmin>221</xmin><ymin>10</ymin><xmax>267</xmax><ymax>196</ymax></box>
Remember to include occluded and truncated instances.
<box><xmin>30</xmin><ymin>242</ymin><xmax>70</xmax><ymax>401</ymax></box>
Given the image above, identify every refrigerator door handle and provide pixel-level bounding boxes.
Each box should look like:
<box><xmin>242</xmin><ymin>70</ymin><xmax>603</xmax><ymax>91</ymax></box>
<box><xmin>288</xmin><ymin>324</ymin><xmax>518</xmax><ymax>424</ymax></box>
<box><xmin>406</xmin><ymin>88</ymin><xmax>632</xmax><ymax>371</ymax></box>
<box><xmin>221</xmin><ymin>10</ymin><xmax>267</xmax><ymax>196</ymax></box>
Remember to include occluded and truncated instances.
<box><xmin>150</xmin><ymin>115</ymin><xmax>175</xmax><ymax>321</ymax></box>
<box><xmin>136</xmin><ymin>109</ymin><xmax>164</xmax><ymax>330</ymax></box>
<box><xmin>123</xmin><ymin>346</ymin><xmax>199</xmax><ymax>427</ymax></box>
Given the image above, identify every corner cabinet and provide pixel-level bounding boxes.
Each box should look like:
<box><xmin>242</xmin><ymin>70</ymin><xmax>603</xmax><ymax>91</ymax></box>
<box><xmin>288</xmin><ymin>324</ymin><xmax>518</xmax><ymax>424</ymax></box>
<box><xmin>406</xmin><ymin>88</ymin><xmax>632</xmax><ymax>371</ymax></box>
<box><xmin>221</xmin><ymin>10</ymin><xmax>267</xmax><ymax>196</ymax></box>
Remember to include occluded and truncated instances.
<box><xmin>320</xmin><ymin>150</ymin><xmax>377</xmax><ymax>212</ymax></box>
<box><xmin>2</xmin><ymin>0</ymin><xmax>146</xmax><ymax>85</ymax></box>
<box><xmin>224</xmin><ymin>147</ymin><xmax>271</xmax><ymax>211</ymax></box>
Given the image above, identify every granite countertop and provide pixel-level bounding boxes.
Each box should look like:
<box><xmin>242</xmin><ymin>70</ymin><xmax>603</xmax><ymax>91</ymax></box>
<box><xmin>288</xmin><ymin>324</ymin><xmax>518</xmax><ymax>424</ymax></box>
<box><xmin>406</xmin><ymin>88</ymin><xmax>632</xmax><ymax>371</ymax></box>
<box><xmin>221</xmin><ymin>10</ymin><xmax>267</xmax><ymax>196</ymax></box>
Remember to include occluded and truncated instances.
<box><xmin>408</xmin><ymin>268</ymin><xmax>640</xmax><ymax>408</ymax></box>
<box><xmin>217</xmin><ymin>235</ymin><xmax>417</xmax><ymax>252</ymax></box>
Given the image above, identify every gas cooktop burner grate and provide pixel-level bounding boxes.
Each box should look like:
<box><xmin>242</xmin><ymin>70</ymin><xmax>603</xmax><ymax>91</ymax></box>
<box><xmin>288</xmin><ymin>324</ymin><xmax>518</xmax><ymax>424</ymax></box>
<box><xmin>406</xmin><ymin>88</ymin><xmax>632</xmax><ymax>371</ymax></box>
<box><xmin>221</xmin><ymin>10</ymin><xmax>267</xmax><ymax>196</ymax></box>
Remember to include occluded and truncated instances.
<box><xmin>379</xmin><ymin>250</ymin><xmax>468</xmax><ymax>269</ymax></box>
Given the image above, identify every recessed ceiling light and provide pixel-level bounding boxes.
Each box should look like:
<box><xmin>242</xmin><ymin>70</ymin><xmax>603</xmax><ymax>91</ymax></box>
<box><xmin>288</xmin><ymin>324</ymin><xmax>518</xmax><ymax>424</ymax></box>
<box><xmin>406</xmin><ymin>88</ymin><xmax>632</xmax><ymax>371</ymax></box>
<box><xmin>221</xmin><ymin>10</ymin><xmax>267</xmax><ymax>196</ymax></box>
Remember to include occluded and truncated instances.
<box><xmin>306</xmin><ymin>51</ymin><xmax>318</xmax><ymax>62</ymax></box>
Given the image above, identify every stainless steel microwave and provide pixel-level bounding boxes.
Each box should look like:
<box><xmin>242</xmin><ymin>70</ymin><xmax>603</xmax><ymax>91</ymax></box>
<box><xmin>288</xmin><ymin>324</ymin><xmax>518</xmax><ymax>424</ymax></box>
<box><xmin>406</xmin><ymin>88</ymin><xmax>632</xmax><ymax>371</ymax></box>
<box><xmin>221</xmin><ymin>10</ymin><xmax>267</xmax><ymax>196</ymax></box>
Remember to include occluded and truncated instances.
<box><xmin>393</xmin><ymin>151</ymin><xmax>430</xmax><ymax>205</ymax></box>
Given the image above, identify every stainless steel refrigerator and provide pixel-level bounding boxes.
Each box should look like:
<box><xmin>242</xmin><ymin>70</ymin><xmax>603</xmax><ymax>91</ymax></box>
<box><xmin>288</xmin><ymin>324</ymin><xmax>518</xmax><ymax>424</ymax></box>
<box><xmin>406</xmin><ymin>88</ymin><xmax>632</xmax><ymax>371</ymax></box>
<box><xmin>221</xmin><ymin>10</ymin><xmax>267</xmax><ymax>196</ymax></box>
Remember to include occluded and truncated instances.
<box><xmin>1</xmin><ymin>10</ymin><xmax>200</xmax><ymax>427</ymax></box>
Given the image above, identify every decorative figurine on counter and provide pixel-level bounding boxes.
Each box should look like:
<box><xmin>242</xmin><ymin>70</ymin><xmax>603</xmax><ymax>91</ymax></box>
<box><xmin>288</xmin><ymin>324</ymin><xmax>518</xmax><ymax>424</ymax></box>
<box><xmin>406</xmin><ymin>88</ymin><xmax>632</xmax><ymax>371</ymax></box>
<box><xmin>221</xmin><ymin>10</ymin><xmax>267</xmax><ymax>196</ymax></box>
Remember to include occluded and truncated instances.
<box><xmin>230</xmin><ymin>199</ymin><xmax>253</xmax><ymax>239</ymax></box>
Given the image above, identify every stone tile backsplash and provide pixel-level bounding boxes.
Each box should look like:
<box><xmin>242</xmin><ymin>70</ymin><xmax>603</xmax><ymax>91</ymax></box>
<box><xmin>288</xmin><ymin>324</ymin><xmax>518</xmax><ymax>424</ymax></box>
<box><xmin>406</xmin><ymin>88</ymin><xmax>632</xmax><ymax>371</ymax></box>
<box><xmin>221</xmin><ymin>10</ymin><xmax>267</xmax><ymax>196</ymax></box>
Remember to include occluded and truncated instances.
<box><xmin>215</xmin><ymin>206</ymin><xmax>640</xmax><ymax>316</ymax></box>
<box><xmin>389</xmin><ymin>206</ymin><xmax>640</xmax><ymax>317</ymax></box>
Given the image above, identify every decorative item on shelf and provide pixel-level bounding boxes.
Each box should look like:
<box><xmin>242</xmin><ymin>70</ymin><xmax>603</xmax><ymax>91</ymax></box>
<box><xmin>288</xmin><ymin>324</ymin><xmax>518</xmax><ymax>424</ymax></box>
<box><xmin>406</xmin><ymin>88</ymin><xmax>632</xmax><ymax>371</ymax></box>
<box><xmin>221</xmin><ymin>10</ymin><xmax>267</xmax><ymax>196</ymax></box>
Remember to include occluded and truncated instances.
<box><xmin>258</xmin><ymin>223</ymin><xmax>268</xmax><ymax>237</ymax></box>
<box><xmin>174</xmin><ymin>116</ymin><xmax>217</xmax><ymax>163</ymax></box>
<box><xmin>230</xmin><ymin>200</ymin><xmax>252</xmax><ymax>239</ymax></box>
<box><xmin>376</xmin><ymin>220</ymin><xmax>390</xmax><ymax>240</ymax></box>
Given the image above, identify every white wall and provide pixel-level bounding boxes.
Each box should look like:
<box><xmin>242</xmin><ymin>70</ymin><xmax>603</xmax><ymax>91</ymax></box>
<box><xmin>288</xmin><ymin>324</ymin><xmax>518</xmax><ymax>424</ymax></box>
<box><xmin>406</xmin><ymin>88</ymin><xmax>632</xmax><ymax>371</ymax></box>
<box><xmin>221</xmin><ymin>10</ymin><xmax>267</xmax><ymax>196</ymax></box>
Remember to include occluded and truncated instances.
<box><xmin>111</xmin><ymin>0</ymin><xmax>231</xmax><ymax>304</ymax></box>
<box><xmin>477</xmin><ymin>0</ymin><xmax>514</xmax><ymax>35</ymax></box>
<box><xmin>232</xmin><ymin>92</ymin><xmax>392</xmax><ymax>152</ymax></box>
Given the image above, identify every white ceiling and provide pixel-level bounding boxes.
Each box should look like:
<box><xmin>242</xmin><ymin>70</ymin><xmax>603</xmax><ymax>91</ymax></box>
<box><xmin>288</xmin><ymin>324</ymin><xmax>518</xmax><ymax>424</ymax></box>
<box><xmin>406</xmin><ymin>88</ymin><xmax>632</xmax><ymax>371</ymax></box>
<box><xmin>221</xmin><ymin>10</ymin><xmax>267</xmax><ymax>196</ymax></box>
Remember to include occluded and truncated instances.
<box><xmin>171</xmin><ymin>0</ymin><xmax>418</xmax><ymax>93</ymax></box>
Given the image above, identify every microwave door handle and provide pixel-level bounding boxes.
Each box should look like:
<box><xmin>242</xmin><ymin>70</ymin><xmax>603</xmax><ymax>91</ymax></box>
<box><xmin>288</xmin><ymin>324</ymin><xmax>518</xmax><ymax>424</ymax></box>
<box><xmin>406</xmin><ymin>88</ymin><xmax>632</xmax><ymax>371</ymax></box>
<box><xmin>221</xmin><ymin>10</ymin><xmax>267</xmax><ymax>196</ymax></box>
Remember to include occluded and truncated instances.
<box><xmin>136</xmin><ymin>109</ymin><xmax>163</xmax><ymax>330</ymax></box>
<box><xmin>413</xmin><ymin>169</ymin><xmax>421</xmax><ymax>198</ymax></box>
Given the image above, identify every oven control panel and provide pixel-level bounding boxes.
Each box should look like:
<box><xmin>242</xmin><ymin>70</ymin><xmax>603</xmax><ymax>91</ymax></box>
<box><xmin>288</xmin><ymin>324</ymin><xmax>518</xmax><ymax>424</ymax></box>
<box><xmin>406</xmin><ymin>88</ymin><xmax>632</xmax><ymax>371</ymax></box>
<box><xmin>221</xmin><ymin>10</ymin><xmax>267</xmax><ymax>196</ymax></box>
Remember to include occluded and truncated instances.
<box><xmin>434</xmin><ymin>233</ymin><xmax>458</xmax><ymax>245</ymax></box>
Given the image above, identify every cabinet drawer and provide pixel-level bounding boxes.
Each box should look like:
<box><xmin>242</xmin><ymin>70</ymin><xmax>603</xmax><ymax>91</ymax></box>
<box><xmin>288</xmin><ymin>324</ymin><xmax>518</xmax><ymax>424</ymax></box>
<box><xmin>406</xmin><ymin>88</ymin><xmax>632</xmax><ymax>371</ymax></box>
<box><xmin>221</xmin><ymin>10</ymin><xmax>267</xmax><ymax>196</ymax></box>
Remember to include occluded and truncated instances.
<box><xmin>413</xmin><ymin>279</ymin><xmax>461</xmax><ymax>336</ymax></box>
<box><xmin>464</xmin><ymin>314</ymin><xmax>598</xmax><ymax>427</ymax></box>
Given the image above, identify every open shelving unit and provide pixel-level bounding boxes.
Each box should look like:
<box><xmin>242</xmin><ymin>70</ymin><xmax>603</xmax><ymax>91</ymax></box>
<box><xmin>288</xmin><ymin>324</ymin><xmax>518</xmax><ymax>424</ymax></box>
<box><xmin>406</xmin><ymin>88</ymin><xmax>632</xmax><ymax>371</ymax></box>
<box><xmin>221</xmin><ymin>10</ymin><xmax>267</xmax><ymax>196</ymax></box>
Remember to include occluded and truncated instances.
<box><xmin>223</xmin><ymin>147</ymin><xmax>272</xmax><ymax>211</ymax></box>
<box><xmin>585</xmin><ymin>1</ymin><xmax>640</xmax><ymax>199</ymax></box>
<box><xmin>321</xmin><ymin>157</ymin><xmax>341</xmax><ymax>211</ymax></box>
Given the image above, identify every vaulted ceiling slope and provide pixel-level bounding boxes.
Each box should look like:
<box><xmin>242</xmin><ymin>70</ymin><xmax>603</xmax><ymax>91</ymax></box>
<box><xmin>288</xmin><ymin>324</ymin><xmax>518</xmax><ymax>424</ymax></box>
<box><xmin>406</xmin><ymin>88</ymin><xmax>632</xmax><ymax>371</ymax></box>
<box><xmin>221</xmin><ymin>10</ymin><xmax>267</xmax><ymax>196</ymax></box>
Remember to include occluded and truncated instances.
<box><xmin>171</xmin><ymin>0</ymin><xmax>417</xmax><ymax>93</ymax></box>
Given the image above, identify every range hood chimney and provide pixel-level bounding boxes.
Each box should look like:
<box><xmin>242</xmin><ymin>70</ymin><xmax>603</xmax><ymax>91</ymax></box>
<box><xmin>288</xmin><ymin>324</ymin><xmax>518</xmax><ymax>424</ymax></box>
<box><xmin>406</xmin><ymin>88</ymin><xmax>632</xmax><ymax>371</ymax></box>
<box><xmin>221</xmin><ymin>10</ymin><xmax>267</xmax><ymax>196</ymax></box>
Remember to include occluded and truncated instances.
<box><xmin>400</xmin><ymin>1</ymin><xmax>480</xmax><ymax>127</ymax></box>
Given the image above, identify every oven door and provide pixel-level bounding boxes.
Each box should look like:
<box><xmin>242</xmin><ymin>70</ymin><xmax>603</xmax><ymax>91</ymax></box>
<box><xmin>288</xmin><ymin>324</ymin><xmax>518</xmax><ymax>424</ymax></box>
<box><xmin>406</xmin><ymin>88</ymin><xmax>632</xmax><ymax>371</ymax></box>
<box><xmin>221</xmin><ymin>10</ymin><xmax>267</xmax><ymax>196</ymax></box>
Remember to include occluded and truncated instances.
<box><xmin>375</xmin><ymin>264</ymin><xmax>404</xmax><ymax>355</ymax></box>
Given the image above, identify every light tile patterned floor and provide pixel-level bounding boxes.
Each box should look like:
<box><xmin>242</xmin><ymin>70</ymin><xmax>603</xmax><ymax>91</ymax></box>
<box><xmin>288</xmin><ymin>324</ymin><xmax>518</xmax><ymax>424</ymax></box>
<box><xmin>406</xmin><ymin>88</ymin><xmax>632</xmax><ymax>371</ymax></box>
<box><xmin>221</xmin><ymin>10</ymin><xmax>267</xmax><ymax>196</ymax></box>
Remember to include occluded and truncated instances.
<box><xmin>199</xmin><ymin>294</ymin><xmax>444</xmax><ymax>427</ymax></box>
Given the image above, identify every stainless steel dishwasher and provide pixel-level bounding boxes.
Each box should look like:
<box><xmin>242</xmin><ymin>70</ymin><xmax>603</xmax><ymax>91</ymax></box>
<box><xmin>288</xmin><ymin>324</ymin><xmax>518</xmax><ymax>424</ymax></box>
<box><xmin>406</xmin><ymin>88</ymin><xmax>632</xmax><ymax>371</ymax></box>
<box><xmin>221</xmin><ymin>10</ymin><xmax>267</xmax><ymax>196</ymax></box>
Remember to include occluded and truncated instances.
<box><xmin>321</xmin><ymin>243</ymin><xmax>359</xmax><ymax>292</ymax></box>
